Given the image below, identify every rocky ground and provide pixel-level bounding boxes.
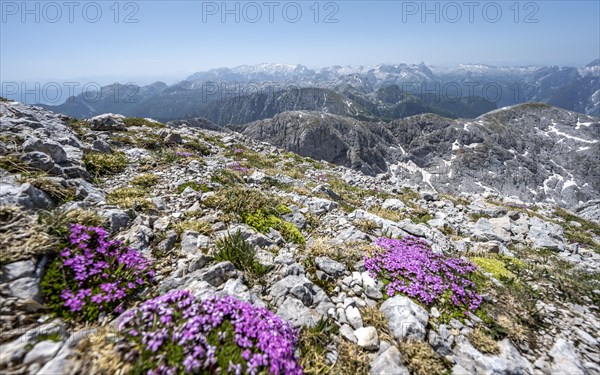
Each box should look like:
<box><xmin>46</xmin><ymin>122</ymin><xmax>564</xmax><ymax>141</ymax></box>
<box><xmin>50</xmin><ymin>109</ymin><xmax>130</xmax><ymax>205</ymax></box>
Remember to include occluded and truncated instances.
<box><xmin>1</xmin><ymin>99</ymin><xmax>599</xmax><ymax>375</ymax></box>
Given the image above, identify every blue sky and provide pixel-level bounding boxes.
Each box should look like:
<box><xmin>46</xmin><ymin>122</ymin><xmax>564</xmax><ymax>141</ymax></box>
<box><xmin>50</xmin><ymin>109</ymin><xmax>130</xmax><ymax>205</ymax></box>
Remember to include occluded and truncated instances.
<box><xmin>1</xmin><ymin>0</ymin><xmax>599</xmax><ymax>84</ymax></box>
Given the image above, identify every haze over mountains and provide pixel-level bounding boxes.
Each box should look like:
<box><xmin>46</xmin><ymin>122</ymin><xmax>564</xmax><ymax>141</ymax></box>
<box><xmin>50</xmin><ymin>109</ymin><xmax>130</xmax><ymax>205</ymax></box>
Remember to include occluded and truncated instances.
<box><xmin>38</xmin><ymin>61</ymin><xmax>600</xmax><ymax>123</ymax></box>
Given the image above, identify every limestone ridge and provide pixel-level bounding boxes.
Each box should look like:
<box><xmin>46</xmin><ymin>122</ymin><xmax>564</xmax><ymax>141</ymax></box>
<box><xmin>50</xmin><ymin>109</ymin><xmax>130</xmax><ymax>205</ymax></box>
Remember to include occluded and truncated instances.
<box><xmin>1</xmin><ymin>100</ymin><xmax>599</xmax><ymax>374</ymax></box>
<box><xmin>237</xmin><ymin>105</ymin><xmax>600</xmax><ymax>220</ymax></box>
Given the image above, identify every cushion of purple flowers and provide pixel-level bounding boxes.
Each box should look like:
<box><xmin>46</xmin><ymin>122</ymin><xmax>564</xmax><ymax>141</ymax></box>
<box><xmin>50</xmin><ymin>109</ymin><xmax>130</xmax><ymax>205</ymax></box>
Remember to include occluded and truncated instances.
<box><xmin>365</xmin><ymin>236</ymin><xmax>482</xmax><ymax>312</ymax></box>
<box><xmin>57</xmin><ymin>224</ymin><xmax>154</xmax><ymax>316</ymax></box>
<box><xmin>118</xmin><ymin>290</ymin><xmax>303</xmax><ymax>375</ymax></box>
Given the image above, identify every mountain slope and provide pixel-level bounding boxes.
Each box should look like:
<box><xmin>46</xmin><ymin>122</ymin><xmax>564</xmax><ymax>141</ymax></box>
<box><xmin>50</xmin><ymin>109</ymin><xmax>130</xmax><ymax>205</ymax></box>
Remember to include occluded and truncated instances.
<box><xmin>240</xmin><ymin>104</ymin><xmax>600</xmax><ymax>211</ymax></box>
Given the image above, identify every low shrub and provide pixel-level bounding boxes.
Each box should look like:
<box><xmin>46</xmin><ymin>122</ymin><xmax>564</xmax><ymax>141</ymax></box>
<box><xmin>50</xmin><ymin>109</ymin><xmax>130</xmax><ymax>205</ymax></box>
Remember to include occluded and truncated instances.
<box><xmin>183</xmin><ymin>139</ymin><xmax>212</xmax><ymax>155</ymax></box>
<box><xmin>469</xmin><ymin>212</ymin><xmax>492</xmax><ymax>222</ymax></box>
<box><xmin>135</xmin><ymin>133</ymin><xmax>165</xmax><ymax>150</ymax></box>
<box><xmin>37</xmin><ymin>208</ymin><xmax>106</xmax><ymax>242</ymax></box>
<box><xmin>242</xmin><ymin>210</ymin><xmax>305</xmax><ymax>245</ymax></box>
<box><xmin>118</xmin><ymin>291</ymin><xmax>302</xmax><ymax>374</ymax></box>
<box><xmin>297</xmin><ymin>318</ymin><xmax>338</xmax><ymax>374</ymax></box>
<box><xmin>22</xmin><ymin>176</ymin><xmax>76</xmax><ymax>203</ymax></box>
<box><xmin>177</xmin><ymin>181</ymin><xmax>209</xmax><ymax>194</ymax></box>
<box><xmin>0</xmin><ymin>206</ymin><xmax>55</xmax><ymax>264</ymax></box>
<box><xmin>210</xmin><ymin>168</ymin><xmax>244</xmax><ymax>186</ymax></box>
<box><xmin>470</xmin><ymin>257</ymin><xmax>516</xmax><ymax>281</ymax></box>
<box><xmin>203</xmin><ymin>187</ymin><xmax>278</xmax><ymax>216</ymax></box>
<box><xmin>41</xmin><ymin>225</ymin><xmax>154</xmax><ymax>321</ymax></box>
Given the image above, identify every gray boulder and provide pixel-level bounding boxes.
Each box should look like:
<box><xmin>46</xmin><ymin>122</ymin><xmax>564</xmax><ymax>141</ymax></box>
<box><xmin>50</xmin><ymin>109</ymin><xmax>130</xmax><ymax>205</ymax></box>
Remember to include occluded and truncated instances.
<box><xmin>22</xmin><ymin>137</ymin><xmax>67</xmax><ymax>163</ymax></box>
<box><xmin>354</xmin><ymin>326</ymin><xmax>379</xmax><ymax>351</ymax></box>
<box><xmin>74</xmin><ymin>179</ymin><xmax>106</xmax><ymax>202</ymax></box>
<box><xmin>0</xmin><ymin>259</ymin><xmax>36</xmax><ymax>283</ymax></box>
<box><xmin>281</xmin><ymin>206</ymin><xmax>306</xmax><ymax>229</ymax></box>
<box><xmin>397</xmin><ymin>219</ymin><xmax>429</xmax><ymax>237</ymax></box>
<box><xmin>470</xmin><ymin>218</ymin><xmax>510</xmax><ymax>243</ymax></box>
<box><xmin>380</xmin><ymin>296</ymin><xmax>429</xmax><ymax>341</ymax></box>
<box><xmin>91</xmin><ymin>139</ymin><xmax>112</xmax><ymax>153</ymax></box>
<box><xmin>382</xmin><ymin>198</ymin><xmax>405</xmax><ymax>211</ymax></box>
<box><xmin>181</xmin><ymin>231</ymin><xmax>213</xmax><ymax>254</ymax></box>
<box><xmin>547</xmin><ymin>339</ymin><xmax>586</xmax><ymax>375</ymax></box>
<box><xmin>196</xmin><ymin>261</ymin><xmax>237</xmax><ymax>287</ymax></box>
<box><xmin>574</xmin><ymin>200</ymin><xmax>600</xmax><ymax>224</ymax></box>
<box><xmin>370</xmin><ymin>346</ymin><xmax>409</xmax><ymax>375</ymax></box>
<box><xmin>102</xmin><ymin>208</ymin><xmax>131</xmax><ymax>233</ymax></box>
<box><xmin>276</xmin><ymin>296</ymin><xmax>322</xmax><ymax>328</ymax></box>
<box><xmin>87</xmin><ymin>113</ymin><xmax>127</xmax><ymax>131</ymax></box>
<box><xmin>2</xmin><ymin>277</ymin><xmax>40</xmax><ymax>301</ymax></box>
<box><xmin>527</xmin><ymin>217</ymin><xmax>566</xmax><ymax>251</ymax></box>
<box><xmin>19</xmin><ymin>151</ymin><xmax>55</xmax><ymax>171</ymax></box>
<box><xmin>452</xmin><ymin>337</ymin><xmax>533</xmax><ymax>375</ymax></box>
<box><xmin>0</xmin><ymin>182</ymin><xmax>54</xmax><ymax>210</ymax></box>
<box><xmin>304</xmin><ymin>197</ymin><xmax>338</xmax><ymax>214</ymax></box>
<box><xmin>335</xmin><ymin>226</ymin><xmax>369</xmax><ymax>243</ymax></box>
<box><xmin>315</xmin><ymin>256</ymin><xmax>347</xmax><ymax>277</ymax></box>
<box><xmin>23</xmin><ymin>341</ymin><xmax>62</xmax><ymax>365</ymax></box>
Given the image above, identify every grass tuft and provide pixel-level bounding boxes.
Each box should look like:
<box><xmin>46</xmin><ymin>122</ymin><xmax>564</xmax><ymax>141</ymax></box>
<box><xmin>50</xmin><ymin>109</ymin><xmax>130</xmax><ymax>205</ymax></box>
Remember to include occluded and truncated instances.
<box><xmin>214</xmin><ymin>231</ymin><xmax>271</xmax><ymax>282</ymax></box>
<box><xmin>83</xmin><ymin>152</ymin><xmax>127</xmax><ymax>178</ymax></box>
<box><xmin>107</xmin><ymin>187</ymin><xmax>155</xmax><ymax>212</ymax></box>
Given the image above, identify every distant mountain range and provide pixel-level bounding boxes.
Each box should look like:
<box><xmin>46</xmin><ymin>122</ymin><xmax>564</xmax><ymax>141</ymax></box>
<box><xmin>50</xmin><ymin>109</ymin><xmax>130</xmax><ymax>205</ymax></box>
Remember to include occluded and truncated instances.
<box><xmin>39</xmin><ymin>61</ymin><xmax>600</xmax><ymax>122</ymax></box>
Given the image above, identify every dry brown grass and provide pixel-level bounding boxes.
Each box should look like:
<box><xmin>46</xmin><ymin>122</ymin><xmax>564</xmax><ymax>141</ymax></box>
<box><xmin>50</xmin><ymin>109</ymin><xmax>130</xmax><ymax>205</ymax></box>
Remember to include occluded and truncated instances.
<box><xmin>0</xmin><ymin>206</ymin><xmax>55</xmax><ymax>264</ymax></box>
<box><xmin>107</xmin><ymin>187</ymin><xmax>156</xmax><ymax>212</ymax></box>
<box><xmin>75</xmin><ymin>326</ymin><xmax>132</xmax><ymax>375</ymax></box>
<box><xmin>130</xmin><ymin>173</ymin><xmax>161</xmax><ymax>190</ymax></box>
<box><xmin>332</xmin><ymin>340</ymin><xmax>370</xmax><ymax>374</ymax></box>
<box><xmin>354</xmin><ymin>219</ymin><xmax>381</xmax><ymax>234</ymax></box>
<box><xmin>361</xmin><ymin>306</ymin><xmax>393</xmax><ymax>344</ymax></box>
<box><xmin>398</xmin><ymin>340</ymin><xmax>450</xmax><ymax>375</ymax></box>
<box><xmin>468</xmin><ymin>327</ymin><xmax>500</xmax><ymax>355</ymax></box>
<box><xmin>497</xmin><ymin>315</ymin><xmax>529</xmax><ymax>346</ymax></box>
<box><xmin>369</xmin><ymin>207</ymin><xmax>403</xmax><ymax>222</ymax></box>
<box><xmin>174</xmin><ymin>219</ymin><xmax>213</xmax><ymax>236</ymax></box>
<box><xmin>307</xmin><ymin>237</ymin><xmax>376</xmax><ymax>267</ymax></box>
<box><xmin>19</xmin><ymin>176</ymin><xmax>76</xmax><ymax>203</ymax></box>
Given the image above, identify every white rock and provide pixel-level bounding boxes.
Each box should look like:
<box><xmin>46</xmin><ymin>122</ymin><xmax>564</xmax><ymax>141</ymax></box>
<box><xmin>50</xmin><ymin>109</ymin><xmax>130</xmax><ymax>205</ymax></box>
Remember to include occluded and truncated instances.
<box><xmin>370</xmin><ymin>346</ymin><xmax>409</xmax><ymax>375</ymax></box>
<box><xmin>382</xmin><ymin>198</ymin><xmax>405</xmax><ymax>211</ymax></box>
<box><xmin>354</xmin><ymin>326</ymin><xmax>379</xmax><ymax>351</ymax></box>
<box><xmin>548</xmin><ymin>339</ymin><xmax>586</xmax><ymax>375</ymax></box>
<box><xmin>346</xmin><ymin>304</ymin><xmax>363</xmax><ymax>330</ymax></box>
<box><xmin>23</xmin><ymin>341</ymin><xmax>62</xmax><ymax>365</ymax></box>
<box><xmin>380</xmin><ymin>296</ymin><xmax>429</xmax><ymax>341</ymax></box>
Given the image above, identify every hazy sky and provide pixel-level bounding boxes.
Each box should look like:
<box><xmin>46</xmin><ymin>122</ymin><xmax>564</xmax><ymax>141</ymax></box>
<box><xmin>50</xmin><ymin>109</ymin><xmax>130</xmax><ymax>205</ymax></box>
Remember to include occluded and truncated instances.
<box><xmin>1</xmin><ymin>0</ymin><xmax>599</xmax><ymax>83</ymax></box>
